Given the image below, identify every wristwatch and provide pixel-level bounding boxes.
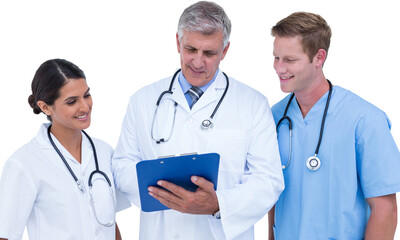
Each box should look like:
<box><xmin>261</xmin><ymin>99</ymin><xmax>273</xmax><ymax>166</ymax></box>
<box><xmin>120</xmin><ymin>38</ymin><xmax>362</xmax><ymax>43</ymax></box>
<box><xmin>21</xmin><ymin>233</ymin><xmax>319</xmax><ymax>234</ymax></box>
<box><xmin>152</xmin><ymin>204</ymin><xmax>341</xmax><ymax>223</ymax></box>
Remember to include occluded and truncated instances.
<box><xmin>212</xmin><ymin>210</ymin><xmax>221</xmax><ymax>219</ymax></box>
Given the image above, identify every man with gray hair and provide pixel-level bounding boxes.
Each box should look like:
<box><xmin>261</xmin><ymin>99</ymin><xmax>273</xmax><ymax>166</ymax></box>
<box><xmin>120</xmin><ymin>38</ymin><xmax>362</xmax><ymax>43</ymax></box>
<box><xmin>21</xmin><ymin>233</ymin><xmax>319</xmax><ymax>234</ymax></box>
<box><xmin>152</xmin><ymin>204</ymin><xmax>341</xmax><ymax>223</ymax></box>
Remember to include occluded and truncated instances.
<box><xmin>112</xmin><ymin>1</ymin><xmax>284</xmax><ymax>239</ymax></box>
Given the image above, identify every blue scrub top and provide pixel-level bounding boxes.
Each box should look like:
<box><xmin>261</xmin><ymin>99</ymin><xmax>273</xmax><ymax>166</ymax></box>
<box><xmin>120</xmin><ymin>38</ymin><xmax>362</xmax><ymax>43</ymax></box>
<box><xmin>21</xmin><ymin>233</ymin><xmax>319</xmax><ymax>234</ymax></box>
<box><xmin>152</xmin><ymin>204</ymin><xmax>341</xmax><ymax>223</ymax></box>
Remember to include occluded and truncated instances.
<box><xmin>272</xmin><ymin>86</ymin><xmax>400</xmax><ymax>239</ymax></box>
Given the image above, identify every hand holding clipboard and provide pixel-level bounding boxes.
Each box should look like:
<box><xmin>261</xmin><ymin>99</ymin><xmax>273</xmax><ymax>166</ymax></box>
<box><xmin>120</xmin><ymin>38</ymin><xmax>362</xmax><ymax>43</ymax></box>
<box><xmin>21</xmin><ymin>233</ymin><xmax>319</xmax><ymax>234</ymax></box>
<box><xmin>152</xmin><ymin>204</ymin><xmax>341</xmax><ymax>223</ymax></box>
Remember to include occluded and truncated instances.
<box><xmin>136</xmin><ymin>153</ymin><xmax>220</xmax><ymax>213</ymax></box>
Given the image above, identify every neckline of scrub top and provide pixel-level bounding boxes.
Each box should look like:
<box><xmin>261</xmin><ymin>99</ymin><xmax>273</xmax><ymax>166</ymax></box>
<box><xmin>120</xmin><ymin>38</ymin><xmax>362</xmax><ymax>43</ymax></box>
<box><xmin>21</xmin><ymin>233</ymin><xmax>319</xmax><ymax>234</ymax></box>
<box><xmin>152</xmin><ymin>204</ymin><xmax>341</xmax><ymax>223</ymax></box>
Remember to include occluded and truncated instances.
<box><xmin>289</xmin><ymin>86</ymin><xmax>336</xmax><ymax>126</ymax></box>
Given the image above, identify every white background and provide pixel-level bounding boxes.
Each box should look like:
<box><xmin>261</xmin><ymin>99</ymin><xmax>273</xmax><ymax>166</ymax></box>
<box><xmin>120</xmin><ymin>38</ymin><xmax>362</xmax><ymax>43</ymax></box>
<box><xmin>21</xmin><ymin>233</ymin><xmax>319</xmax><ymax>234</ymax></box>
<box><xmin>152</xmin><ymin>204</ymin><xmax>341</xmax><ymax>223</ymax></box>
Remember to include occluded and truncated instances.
<box><xmin>0</xmin><ymin>0</ymin><xmax>399</xmax><ymax>239</ymax></box>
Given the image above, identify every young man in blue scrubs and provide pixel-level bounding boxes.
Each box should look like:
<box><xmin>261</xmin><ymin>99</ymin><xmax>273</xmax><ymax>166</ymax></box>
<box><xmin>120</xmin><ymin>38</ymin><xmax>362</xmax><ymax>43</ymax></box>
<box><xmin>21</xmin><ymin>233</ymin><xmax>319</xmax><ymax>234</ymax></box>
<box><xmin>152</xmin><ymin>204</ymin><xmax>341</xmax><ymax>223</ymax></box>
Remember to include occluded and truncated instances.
<box><xmin>268</xmin><ymin>12</ymin><xmax>400</xmax><ymax>239</ymax></box>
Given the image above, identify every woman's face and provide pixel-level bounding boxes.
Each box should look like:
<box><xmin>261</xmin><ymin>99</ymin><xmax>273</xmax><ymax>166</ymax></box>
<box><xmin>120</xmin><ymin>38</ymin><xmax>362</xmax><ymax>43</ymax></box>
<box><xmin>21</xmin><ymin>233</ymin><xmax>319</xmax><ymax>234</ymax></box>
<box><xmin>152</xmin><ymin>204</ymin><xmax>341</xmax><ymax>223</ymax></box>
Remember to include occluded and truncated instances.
<box><xmin>46</xmin><ymin>78</ymin><xmax>92</xmax><ymax>132</ymax></box>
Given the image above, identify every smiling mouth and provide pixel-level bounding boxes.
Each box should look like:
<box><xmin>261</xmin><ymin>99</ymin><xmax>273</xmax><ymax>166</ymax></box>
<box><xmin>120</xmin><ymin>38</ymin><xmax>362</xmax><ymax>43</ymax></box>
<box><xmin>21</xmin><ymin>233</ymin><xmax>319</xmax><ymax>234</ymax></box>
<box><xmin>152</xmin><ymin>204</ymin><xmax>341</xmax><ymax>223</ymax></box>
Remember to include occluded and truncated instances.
<box><xmin>280</xmin><ymin>76</ymin><xmax>294</xmax><ymax>80</ymax></box>
<box><xmin>75</xmin><ymin>113</ymin><xmax>89</xmax><ymax>119</ymax></box>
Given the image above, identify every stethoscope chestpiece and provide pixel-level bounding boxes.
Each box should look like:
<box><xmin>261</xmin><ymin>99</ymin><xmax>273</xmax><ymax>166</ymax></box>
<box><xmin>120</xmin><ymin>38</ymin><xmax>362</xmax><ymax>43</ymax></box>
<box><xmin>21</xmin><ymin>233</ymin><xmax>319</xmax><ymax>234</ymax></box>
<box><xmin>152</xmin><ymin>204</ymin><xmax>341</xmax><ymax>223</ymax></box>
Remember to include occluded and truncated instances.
<box><xmin>201</xmin><ymin>119</ymin><xmax>214</xmax><ymax>132</ymax></box>
<box><xmin>306</xmin><ymin>154</ymin><xmax>321</xmax><ymax>171</ymax></box>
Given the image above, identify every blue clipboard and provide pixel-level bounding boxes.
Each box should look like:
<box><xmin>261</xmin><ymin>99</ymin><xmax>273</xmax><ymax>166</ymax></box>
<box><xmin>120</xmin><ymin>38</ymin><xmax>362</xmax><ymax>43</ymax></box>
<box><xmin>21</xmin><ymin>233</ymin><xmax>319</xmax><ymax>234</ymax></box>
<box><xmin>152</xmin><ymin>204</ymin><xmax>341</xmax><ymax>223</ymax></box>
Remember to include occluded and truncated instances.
<box><xmin>136</xmin><ymin>153</ymin><xmax>220</xmax><ymax>212</ymax></box>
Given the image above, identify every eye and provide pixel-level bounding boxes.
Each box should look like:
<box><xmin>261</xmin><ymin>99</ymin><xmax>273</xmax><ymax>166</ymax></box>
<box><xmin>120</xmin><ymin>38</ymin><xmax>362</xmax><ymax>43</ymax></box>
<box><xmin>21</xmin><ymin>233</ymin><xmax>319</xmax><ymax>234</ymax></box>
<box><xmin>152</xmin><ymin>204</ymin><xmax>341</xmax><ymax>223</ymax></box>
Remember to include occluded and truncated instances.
<box><xmin>84</xmin><ymin>93</ymin><xmax>91</xmax><ymax>98</ymax></box>
<box><xmin>66</xmin><ymin>100</ymin><xmax>76</xmax><ymax>105</ymax></box>
<box><xmin>204</xmin><ymin>51</ymin><xmax>217</xmax><ymax>57</ymax></box>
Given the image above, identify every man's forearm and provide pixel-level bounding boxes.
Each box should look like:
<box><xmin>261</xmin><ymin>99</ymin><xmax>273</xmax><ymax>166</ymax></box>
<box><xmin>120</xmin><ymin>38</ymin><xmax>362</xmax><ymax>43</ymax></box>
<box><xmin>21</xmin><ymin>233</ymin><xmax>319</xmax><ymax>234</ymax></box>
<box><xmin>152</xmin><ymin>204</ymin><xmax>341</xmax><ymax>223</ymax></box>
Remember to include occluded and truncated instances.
<box><xmin>116</xmin><ymin>223</ymin><xmax>122</xmax><ymax>240</ymax></box>
<box><xmin>365</xmin><ymin>194</ymin><xmax>397</xmax><ymax>240</ymax></box>
<box><xmin>268</xmin><ymin>205</ymin><xmax>275</xmax><ymax>240</ymax></box>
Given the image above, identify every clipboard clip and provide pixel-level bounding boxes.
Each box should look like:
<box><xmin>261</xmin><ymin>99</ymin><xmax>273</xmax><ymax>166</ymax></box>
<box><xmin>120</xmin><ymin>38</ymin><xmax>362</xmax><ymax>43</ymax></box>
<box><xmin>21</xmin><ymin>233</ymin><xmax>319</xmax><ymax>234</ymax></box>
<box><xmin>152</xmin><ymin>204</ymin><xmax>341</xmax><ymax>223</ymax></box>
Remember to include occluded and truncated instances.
<box><xmin>157</xmin><ymin>152</ymin><xmax>198</xmax><ymax>159</ymax></box>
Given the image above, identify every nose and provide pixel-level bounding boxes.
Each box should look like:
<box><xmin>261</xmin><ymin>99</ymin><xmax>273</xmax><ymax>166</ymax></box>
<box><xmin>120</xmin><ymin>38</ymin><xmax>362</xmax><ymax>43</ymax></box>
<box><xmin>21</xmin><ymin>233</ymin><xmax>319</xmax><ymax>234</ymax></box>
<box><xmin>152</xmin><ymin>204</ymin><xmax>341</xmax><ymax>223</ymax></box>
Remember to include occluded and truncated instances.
<box><xmin>78</xmin><ymin>98</ymin><xmax>91</xmax><ymax>112</ymax></box>
<box><xmin>192</xmin><ymin>52</ymin><xmax>204</xmax><ymax>69</ymax></box>
<box><xmin>274</xmin><ymin>60</ymin><xmax>287</xmax><ymax>74</ymax></box>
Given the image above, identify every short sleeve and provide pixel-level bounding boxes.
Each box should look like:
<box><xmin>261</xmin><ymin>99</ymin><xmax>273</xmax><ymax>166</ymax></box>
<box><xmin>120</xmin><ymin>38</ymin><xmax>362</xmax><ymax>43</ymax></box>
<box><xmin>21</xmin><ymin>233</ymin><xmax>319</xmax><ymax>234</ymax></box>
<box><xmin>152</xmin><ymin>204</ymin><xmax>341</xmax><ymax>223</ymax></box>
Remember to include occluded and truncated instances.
<box><xmin>0</xmin><ymin>160</ymin><xmax>37</xmax><ymax>239</ymax></box>
<box><xmin>356</xmin><ymin>112</ymin><xmax>400</xmax><ymax>198</ymax></box>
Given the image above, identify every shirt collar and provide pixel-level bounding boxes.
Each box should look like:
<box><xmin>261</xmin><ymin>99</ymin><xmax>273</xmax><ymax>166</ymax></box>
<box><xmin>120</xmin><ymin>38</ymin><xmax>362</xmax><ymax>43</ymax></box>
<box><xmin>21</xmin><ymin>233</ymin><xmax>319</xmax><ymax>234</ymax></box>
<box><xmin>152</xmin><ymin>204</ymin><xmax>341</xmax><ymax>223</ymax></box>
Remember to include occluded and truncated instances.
<box><xmin>178</xmin><ymin>68</ymin><xmax>219</xmax><ymax>93</ymax></box>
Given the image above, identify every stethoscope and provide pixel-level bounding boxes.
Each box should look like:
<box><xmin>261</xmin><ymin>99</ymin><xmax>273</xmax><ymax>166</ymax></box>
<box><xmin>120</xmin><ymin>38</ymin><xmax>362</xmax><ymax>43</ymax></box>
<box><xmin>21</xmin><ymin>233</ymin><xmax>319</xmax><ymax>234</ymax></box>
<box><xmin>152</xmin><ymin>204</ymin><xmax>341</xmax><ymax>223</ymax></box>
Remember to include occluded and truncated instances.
<box><xmin>276</xmin><ymin>80</ymin><xmax>332</xmax><ymax>171</ymax></box>
<box><xmin>47</xmin><ymin>125</ymin><xmax>116</xmax><ymax>227</ymax></box>
<box><xmin>151</xmin><ymin>69</ymin><xmax>229</xmax><ymax>144</ymax></box>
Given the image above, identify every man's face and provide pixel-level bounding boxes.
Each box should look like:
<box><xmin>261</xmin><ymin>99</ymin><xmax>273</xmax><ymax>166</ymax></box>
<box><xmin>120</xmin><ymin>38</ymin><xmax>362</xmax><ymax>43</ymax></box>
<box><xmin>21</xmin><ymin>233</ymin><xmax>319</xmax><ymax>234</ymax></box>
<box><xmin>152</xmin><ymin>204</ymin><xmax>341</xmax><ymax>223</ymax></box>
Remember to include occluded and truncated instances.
<box><xmin>273</xmin><ymin>36</ymin><xmax>319</xmax><ymax>94</ymax></box>
<box><xmin>177</xmin><ymin>30</ymin><xmax>229</xmax><ymax>87</ymax></box>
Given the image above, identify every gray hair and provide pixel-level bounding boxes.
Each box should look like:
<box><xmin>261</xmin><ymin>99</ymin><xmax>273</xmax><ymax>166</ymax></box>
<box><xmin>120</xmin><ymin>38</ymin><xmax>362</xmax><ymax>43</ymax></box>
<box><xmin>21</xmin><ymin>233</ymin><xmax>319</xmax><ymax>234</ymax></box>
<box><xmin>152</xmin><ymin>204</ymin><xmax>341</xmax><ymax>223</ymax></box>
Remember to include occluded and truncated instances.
<box><xmin>177</xmin><ymin>1</ymin><xmax>231</xmax><ymax>48</ymax></box>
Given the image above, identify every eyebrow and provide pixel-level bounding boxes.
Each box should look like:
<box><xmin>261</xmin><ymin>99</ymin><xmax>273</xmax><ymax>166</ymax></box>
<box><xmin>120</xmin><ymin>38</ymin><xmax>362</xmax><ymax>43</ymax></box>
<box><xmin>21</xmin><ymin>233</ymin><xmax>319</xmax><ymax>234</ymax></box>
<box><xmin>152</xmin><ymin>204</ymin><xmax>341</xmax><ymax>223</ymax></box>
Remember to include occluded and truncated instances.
<box><xmin>185</xmin><ymin>44</ymin><xmax>218</xmax><ymax>53</ymax></box>
<box><xmin>63</xmin><ymin>87</ymin><xmax>90</xmax><ymax>102</ymax></box>
<box><xmin>273</xmin><ymin>53</ymin><xmax>298</xmax><ymax>59</ymax></box>
<box><xmin>204</xmin><ymin>50</ymin><xmax>217</xmax><ymax>54</ymax></box>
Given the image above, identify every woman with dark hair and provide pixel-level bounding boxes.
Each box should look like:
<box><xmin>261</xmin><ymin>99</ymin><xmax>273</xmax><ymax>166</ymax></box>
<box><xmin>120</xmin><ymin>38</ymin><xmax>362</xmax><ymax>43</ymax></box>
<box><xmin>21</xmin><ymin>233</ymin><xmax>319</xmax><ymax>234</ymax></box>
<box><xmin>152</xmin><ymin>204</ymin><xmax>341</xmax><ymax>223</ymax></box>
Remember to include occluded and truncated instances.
<box><xmin>0</xmin><ymin>59</ymin><xmax>129</xmax><ymax>240</ymax></box>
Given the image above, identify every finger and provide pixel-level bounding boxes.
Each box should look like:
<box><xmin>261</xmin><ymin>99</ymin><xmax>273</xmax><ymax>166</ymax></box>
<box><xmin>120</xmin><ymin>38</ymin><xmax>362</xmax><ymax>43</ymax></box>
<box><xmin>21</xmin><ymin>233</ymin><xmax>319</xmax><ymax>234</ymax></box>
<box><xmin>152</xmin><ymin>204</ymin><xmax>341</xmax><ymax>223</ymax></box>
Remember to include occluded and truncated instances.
<box><xmin>148</xmin><ymin>185</ymin><xmax>182</xmax><ymax>204</ymax></box>
<box><xmin>191</xmin><ymin>176</ymin><xmax>215</xmax><ymax>191</ymax></box>
<box><xmin>149</xmin><ymin>189</ymin><xmax>182</xmax><ymax>211</ymax></box>
<box><xmin>157</xmin><ymin>180</ymin><xmax>191</xmax><ymax>198</ymax></box>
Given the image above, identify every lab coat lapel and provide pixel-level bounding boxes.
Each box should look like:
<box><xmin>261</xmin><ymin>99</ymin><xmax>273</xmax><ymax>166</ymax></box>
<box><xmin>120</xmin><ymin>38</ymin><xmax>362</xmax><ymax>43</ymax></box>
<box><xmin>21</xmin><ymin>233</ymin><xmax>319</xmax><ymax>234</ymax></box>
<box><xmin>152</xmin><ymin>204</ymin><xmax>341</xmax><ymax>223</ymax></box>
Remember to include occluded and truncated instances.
<box><xmin>35</xmin><ymin>124</ymin><xmax>75</xmax><ymax>175</ymax></box>
<box><xmin>37</xmin><ymin>123</ymin><xmax>91</xmax><ymax>169</ymax></box>
<box><xmin>80</xmin><ymin>133</ymin><xmax>92</xmax><ymax>171</ymax></box>
<box><xmin>164</xmin><ymin>75</ymin><xmax>191</xmax><ymax>112</ymax></box>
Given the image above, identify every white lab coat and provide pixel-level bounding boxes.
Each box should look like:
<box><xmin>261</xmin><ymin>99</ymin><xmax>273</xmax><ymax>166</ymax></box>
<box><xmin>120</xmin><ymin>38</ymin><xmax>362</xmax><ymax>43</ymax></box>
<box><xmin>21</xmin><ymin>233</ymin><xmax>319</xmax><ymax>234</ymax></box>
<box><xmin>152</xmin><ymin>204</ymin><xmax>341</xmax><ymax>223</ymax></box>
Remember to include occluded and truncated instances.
<box><xmin>112</xmin><ymin>70</ymin><xmax>284</xmax><ymax>240</ymax></box>
<box><xmin>0</xmin><ymin>123</ymin><xmax>130</xmax><ymax>240</ymax></box>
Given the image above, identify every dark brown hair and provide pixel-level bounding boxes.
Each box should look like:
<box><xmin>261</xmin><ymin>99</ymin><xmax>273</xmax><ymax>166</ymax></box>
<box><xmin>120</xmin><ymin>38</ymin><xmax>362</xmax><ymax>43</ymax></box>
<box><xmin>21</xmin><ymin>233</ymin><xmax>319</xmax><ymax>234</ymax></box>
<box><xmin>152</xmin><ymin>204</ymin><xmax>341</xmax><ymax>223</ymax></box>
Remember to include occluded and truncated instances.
<box><xmin>28</xmin><ymin>59</ymin><xmax>86</xmax><ymax>120</ymax></box>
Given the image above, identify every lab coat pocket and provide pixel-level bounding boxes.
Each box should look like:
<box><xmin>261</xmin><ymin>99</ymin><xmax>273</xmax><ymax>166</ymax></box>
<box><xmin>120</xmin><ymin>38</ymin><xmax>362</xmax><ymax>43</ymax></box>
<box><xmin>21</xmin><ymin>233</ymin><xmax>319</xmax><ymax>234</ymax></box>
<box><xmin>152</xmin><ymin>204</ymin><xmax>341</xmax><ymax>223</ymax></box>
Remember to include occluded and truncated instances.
<box><xmin>206</xmin><ymin>129</ymin><xmax>249</xmax><ymax>186</ymax></box>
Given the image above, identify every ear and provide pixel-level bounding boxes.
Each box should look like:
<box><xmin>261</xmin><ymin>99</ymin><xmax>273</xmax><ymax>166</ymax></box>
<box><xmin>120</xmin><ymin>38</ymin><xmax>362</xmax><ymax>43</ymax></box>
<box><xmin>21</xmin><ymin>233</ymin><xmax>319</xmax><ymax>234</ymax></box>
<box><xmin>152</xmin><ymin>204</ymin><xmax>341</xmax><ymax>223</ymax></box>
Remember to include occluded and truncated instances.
<box><xmin>37</xmin><ymin>100</ymin><xmax>52</xmax><ymax>116</ymax></box>
<box><xmin>313</xmin><ymin>49</ymin><xmax>327</xmax><ymax>68</ymax></box>
<box><xmin>176</xmin><ymin>33</ymin><xmax>181</xmax><ymax>53</ymax></box>
<box><xmin>220</xmin><ymin>42</ymin><xmax>230</xmax><ymax>61</ymax></box>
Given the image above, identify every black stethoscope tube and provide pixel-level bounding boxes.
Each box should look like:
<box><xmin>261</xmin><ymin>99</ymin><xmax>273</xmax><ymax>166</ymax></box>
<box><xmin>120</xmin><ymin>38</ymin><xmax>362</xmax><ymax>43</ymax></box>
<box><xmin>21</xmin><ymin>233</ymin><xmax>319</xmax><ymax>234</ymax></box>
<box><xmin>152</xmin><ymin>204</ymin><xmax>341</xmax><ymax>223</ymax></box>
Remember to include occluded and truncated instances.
<box><xmin>151</xmin><ymin>69</ymin><xmax>229</xmax><ymax>144</ymax></box>
<box><xmin>276</xmin><ymin>80</ymin><xmax>332</xmax><ymax>170</ymax></box>
<box><xmin>47</xmin><ymin>125</ymin><xmax>116</xmax><ymax>227</ymax></box>
<box><xmin>315</xmin><ymin>80</ymin><xmax>332</xmax><ymax>155</ymax></box>
<box><xmin>47</xmin><ymin>125</ymin><xmax>112</xmax><ymax>191</ymax></box>
<box><xmin>210</xmin><ymin>72</ymin><xmax>229</xmax><ymax>119</ymax></box>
